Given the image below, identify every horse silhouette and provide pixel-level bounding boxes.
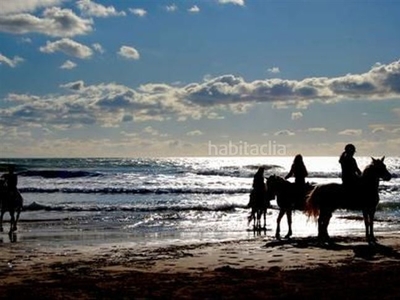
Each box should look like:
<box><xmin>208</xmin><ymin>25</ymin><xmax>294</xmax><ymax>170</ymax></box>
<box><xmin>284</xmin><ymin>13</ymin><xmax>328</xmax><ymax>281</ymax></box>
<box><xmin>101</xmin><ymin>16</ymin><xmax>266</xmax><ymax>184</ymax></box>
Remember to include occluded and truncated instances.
<box><xmin>0</xmin><ymin>178</ymin><xmax>23</xmax><ymax>234</ymax></box>
<box><xmin>266</xmin><ymin>175</ymin><xmax>314</xmax><ymax>239</ymax></box>
<box><xmin>305</xmin><ymin>157</ymin><xmax>391</xmax><ymax>244</ymax></box>
<box><xmin>247</xmin><ymin>181</ymin><xmax>273</xmax><ymax>230</ymax></box>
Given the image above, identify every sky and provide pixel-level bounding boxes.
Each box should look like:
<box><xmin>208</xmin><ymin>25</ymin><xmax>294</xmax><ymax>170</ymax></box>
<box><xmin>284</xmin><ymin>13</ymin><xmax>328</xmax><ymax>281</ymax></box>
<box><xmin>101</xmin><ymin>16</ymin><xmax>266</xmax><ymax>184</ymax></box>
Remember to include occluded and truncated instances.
<box><xmin>1</xmin><ymin>0</ymin><xmax>400</xmax><ymax>158</ymax></box>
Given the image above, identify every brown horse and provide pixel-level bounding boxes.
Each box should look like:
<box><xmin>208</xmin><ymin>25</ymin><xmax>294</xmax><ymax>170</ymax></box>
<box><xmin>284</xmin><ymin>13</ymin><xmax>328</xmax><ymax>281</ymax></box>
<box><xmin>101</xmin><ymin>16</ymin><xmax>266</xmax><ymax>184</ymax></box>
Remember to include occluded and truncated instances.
<box><xmin>0</xmin><ymin>178</ymin><xmax>23</xmax><ymax>234</ymax></box>
<box><xmin>305</xmin><ymin>157</ymin><xmax>391</xmax><ymax>244</ymax></box>
<box><xmin>266</xmin><ymin>175</ymin><xmax>314</xmax><ymax>239</ymax></box>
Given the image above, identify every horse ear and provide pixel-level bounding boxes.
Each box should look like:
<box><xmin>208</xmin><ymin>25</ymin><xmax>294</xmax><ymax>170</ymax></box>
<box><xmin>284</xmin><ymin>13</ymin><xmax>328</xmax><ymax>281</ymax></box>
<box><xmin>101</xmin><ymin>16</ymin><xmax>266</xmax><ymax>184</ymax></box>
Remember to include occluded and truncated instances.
<box><xmin>381</xmin><ymin>156</ymin><xmax>385</xmax><ymax>162</ymax></box>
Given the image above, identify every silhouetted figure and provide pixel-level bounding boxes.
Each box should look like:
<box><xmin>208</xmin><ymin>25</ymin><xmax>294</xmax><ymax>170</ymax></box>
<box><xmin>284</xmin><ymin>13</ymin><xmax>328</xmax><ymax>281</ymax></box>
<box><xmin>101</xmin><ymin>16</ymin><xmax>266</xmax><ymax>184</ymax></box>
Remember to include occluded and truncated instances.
<box><xmin>248</xmin><ymin>167</ymin><xmax>270</xmax><ymax>229</ymax></box>
<box><xmin>1</xmin><ymin>165</ymin><xmax>18</xmax><ymax>200</ymax></box>
<box><xmin>248</xmin><ymin>167</ymin><xmax>267</xmax><ymax>208</ymax></box>
<box><xmin>285</xmin><ymin>154</ymin><xmax>308</xmax><ymax>208</ymax></box>
<box><xmin>339</xmin><ymin>144</ymin><xmax>361</xmax><ymax>192</ymax></box>
<box><xmin>285</xmin><ymin>154</ymin><xmax>308</xmax><ymax>186</ymax></box>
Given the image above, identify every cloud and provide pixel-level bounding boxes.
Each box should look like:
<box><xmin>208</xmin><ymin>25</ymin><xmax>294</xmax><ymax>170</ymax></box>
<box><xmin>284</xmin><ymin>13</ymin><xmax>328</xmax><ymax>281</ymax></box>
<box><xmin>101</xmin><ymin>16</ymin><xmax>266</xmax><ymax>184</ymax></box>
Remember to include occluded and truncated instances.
<box><xmin>0</xmin><ymin>7</ymin><xmax>93</xmax><ymax>37</ymax></box>
<box><xmin>218</xmin><ymin>0</ymin><xmax>245</xmax><ymax>6</ymax></box>
<box><xmin>40</xmin><ymin>38</ymin><xmax>93</xmax><ymax>59</ymax></box>
<box><xmin>118</xmin><ymin>46</ymin><xmax>140</xmax><ymax>60</ymax></box>
<box><xmin>77</xmin><ymin>0</ymin><xmax>126</xmax><ymax>17</ymax></box>
<box><xmin>291</xmin><ymin>111</ymin><xmax>303</xmax><ymax>120</ymax></box>
<box><xmin>186</xmin><ymin>130</ymin><xmax>203</xmax><ymax>136</ymax></box>
<box><xmin>129</xmin><ymin>8</ymin><xmax>147</xmax><ymax>17</ymax></box>
<box><xmin>274</xmin><ymin>130</ymin><xmax>295</xmax><ymax>136</ymax></box>
<box><xmin>183</xmin><ymin>59</ymin><xmax>400</xmax><ymax>107</ymax></box>
<box><xmin>143</xmin><ymin>126</ymin><xmax>159</xmax><ymax>136</ymax></box>
<box><xmin>338</xmin><ymin>129</ymin><xmax>362</xmax><ymax>136</ymax></box>
<box><xmin>307</xmin><ymin>127</ymin><xmax>327</xmax><ymax>132</ymax></box>
<box><xmin>60</xmin><ymin>60</ymin><xmax>77</xmax><ymax>70</ymax></box>
<box><xmin>2</xmin><ymin>59</ymin><xmax>400</xmax><ymax>130</ymax></box>
<box><xmin>0</xmin><ymin>0</ymin><xmax>61</xmax><ymax>15</ymax></box>
<box><xmin>268</xmin><ymin>67</ymin><xmax>280</xmax><ymax>74</ymax></box>
<box><xmin>0</xmin><ymin>53</ymin><xmax>24</xmax><ymax>67</ymax></box>
<box><xmin>166</xmin><ymin>4</ymin><xmax>178</xmax><ymax>12</ymax></box>
<box><xmin>92</xmin><ymin>43</ymin><xmax>105</xmax><ymax>54</ymax></box>
<box><xmin>188</xmin><ymin>6</ymin><xmax>200</xmax><ymax>13</ymax></box>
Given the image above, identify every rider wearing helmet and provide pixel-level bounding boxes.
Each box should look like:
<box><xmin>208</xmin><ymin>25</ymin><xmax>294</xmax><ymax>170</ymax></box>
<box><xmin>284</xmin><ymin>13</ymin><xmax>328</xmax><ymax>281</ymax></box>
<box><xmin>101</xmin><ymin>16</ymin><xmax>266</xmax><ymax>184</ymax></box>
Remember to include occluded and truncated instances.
<box><xmin>339</xmin><ymin>144</ymin><xmax>361</xmax><ymax>189</ymax></box>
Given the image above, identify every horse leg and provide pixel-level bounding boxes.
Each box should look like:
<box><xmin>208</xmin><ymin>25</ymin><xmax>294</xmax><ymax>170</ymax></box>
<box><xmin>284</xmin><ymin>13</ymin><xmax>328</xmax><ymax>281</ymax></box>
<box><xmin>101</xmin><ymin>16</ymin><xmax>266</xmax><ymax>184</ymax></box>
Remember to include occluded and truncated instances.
<box><xmin>318</xmin><ymin>211</ymin><xmax>331</xmax><ymax>242</ymax></box>
<box><xmin>0</xmin><ymin>210</ymin><xmax>4</xmax><ymax>232</ymax></box>
<box><xmin>13</xmin><ymin>209</ymin><xmax>21</xmax><ymax>232</ymax></box>
<box><xmin>8</xmin><ymin>211</ymin><xmax>15</xmax><ymax>234</ymax></box>
<box><xmin>362</xmin><ymin>210</ymin><xmax>370</xmax><ymax>242</ymax></box>
<box><xmin>369</xmin><ymin>210</ymin><xmax>376</xmax><ymax>243</ymax></box>
<box><xmin>364</xmin><ymin>209</ymin><xmax>376</xmax><ymax>244</ymax></box>
<box><xmin>275</xmin><ymin>209</ymin><xmax>285</xmax><ymax>240</ymax></box>
<box><xmin>263</xmin><ymin>208</ymin><xmax>267</xmax><ymax>229</ymax></box>
<box><xmin>284</xmin><ymin>209</ymin><xmax>292</xmax><ymax>239</ymax></box>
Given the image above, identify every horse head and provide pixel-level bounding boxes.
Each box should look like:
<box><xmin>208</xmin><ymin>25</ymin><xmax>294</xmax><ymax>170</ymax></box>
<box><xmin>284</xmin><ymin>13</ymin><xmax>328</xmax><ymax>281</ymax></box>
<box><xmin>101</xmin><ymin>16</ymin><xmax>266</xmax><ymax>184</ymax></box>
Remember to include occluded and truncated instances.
<box><xmin>367</xmin><ymin>156</ymin><xmax>392</xmax><ymax>181</ymax></box>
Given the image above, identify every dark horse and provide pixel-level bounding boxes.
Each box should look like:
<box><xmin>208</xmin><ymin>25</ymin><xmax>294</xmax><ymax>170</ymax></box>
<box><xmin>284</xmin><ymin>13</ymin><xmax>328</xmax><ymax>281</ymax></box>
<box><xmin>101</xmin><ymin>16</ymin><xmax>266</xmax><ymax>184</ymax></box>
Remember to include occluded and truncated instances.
<box><xmin>247</xmin><ymin>183</ymin><xmax>273</xmax><ymax>230</ymax></box>
<box><xmin>266</xmin><ymin>175</ymin><xmax>314</xmax><ymax>239</ymax></box>
<box><xmin>305</xmin><ymin>157</ymin><xmax>391</xmax><ymax>244</ymax></box>
<box><xmin>0</xmin><ymin>178</ymin><xmax>23</xmax><ymax>234</ymax></box>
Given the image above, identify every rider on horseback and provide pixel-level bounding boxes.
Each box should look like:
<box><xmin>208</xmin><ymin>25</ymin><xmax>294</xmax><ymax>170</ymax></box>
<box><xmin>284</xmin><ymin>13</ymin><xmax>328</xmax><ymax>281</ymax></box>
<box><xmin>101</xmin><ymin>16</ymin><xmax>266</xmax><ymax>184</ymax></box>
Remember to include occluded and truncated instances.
<box><xmin>285</xmin><ymin>154</ymin><xmax>308</xmax><ymax>208</ymax></box>
<box><xmin>339</xmin><ymin>144</ymin><xmax>361</xmax><ymax>193</ymax></box>
<box><xmin>248</xmin><ymin>167</ymin><xmax>267</xmax><ymax>207</ymax></box>
<box><xmin>1</xmin><ymin>165</ymin><xmax>18</xmax><ymax>200</ymax></box>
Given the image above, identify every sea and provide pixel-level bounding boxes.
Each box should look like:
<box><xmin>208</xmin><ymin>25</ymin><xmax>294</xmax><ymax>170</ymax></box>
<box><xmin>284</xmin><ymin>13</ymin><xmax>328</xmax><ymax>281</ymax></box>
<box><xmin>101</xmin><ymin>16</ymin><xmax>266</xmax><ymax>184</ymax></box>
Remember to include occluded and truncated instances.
<box><xmin>1</xmin><ymin>156</ymin><xmax>399</xmax><ymax>246</ymax></box>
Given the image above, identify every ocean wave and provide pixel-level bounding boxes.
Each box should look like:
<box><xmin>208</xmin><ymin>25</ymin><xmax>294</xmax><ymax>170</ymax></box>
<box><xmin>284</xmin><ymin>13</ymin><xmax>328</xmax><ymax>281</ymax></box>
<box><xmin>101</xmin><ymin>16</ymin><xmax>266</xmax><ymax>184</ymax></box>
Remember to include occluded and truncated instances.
<box><xmin>19</xmin><ymin>187</ymin><xmax>251</xmax><ymax>195</ymax></box>
<box><xmin>23</xmin><ymin>202</ymin><xmax>248</xmax><ymax>213</ymax></box>
<box><xmin>18</xmin><ymin>170</ymin><xmax>102</xmax><ymax>179</ymax></box>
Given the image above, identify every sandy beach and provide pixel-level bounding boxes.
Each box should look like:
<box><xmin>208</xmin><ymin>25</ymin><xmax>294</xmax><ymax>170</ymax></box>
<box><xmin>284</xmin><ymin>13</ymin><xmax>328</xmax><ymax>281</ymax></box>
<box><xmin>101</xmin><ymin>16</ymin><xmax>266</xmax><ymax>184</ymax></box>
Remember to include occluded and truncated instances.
<box><xmin>2</xmin><ymin>230</ymin><xmax>400</xmax><ymax>299</ymax></box>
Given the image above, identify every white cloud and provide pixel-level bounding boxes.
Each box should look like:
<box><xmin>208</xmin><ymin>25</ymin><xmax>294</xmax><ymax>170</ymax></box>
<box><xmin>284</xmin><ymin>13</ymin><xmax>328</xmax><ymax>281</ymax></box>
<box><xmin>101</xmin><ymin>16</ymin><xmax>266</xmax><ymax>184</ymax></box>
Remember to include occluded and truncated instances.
<box><xmin>2</xmin><ymin>59</ymin><xmax>400</xmax><ymax>130</ymax></box>
<box><xmin>291</xmin><ymin>111</ymin><xmax>303</xmax><ymax>120</ymax></box>
<box><xmin>92</xmin><ymin>43</ymin><xmax>105</xmax><ymax>53</ymax></box>
<box><xmin>77</xmin><ymin>0</ymin><xmax>126</xmax><ymax>17</ymax></box>
<box><xmin>60</xmin><ymin>60</ymin><xmax>77</xmax><ymax>70</ymax></box>
<box><xmin>268</xmin><ymin>67</ymin><xmax>280</xmax><ymax>74</ymax></box>
<box><xmin>218</xmin><ymin>0</ymin><xmax>245</xmax><ymax>6</ymax></box>
<box><xmin>188</xmin><ymin>5</ymin><xmax>200</xmax><ymax>13</ymax></box>
<box><xmin>338</xmin><ymin>129</ymin><xmax>362</xmax><ymax>136</ymax></box>
<box><xmin>129</xmin><ymin>8</ymin><xmax>147</xmax><ymax>17</ymax></box>
<box><xmin>166</xmin><ymin>4</ymin><xmax>178</xmax><ymax>12</ymax></box>
<box><xmin>0</xmin><ymin>7</ymin><xmax>93</xmax><ymax>37</ymax></box>
<box><xmin>274</xmin><ymin>130</ymin><xmax>295</xmax><ymax>136</ymax></box>
<box><xmin>0</xmin><ymin>0</ymin><xmax>61</xmax><ymax>15</ymax></box>
<box><xmin>186</xmin><ymin>130</ymin><xmax>203</xmax><ymax>136</ymax></box>
<box><xmin>307</xmin><ymin>127</ymin><xmax>327</xmax><ymax>132</ymax></box>
<box><xmin>40</xmin><ymin>38</ymin><xmax>93</xmax><ymax>59</ymax></box>
<box><xmin>0</xmin><ymin>53</ymin><xmax>24</xmax><ymax>67</ymax></box>
<box><xmin>118</xmin><ymin>46</ymin><xmax>140</xmax><ymax>60</ymax></box>
<box><xmin>143</xmin><ymin>126</ymin><xmax>160</xmax><ymax>136</ymax></box>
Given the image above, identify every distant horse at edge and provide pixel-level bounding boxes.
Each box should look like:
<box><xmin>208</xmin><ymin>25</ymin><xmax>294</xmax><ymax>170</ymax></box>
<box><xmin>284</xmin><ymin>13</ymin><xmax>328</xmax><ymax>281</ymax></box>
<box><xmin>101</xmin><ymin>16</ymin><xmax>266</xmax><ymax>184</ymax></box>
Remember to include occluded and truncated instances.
<box><xmin>0</xmin><ymin>178</ymin><xmax>23</xmax><ymax>234</ymax></box>
<box><xmin>305</xmin><ymin>157</ymin><xmax>391</xmax><ymax>244</ymax></box>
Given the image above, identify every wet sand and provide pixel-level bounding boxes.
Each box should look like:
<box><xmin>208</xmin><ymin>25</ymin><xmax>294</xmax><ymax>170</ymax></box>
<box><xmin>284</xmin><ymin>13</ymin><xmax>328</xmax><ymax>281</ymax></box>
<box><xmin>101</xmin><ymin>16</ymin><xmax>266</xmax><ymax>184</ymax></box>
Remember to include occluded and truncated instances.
<box><xmin>2</xmin><ymin>231</ymin><xmax>400</xmax><ymax>299</ymax></box>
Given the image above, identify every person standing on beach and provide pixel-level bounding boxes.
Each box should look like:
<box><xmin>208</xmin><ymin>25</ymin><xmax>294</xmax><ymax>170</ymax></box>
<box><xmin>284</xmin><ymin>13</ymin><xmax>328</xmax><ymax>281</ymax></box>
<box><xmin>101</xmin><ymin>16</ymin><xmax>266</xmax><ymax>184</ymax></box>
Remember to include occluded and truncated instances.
<box><xmin>339</xmin><ymin>144</ymin><xmax>361</xmax><ymax>191</ymax></box>
<box><xmin>1</xmin><ymin>165</ymin><xmax>18</xmax><ymax>201</ymax></box>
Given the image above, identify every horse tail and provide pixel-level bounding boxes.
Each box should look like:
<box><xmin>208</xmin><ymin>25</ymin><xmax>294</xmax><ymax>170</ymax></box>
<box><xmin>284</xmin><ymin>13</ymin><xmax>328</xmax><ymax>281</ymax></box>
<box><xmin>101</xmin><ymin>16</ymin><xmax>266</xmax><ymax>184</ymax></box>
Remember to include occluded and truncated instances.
<box><xmin>305</xmin><ymin>186</ymin><xmax>321</xmax><ymax>220</ymax></box>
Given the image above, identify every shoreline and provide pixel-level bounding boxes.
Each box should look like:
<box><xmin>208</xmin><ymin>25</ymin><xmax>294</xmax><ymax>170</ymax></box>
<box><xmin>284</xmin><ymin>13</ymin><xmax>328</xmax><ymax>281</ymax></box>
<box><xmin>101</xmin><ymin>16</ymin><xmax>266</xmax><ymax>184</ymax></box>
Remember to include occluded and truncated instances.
<box><xmin>2</xmin><ymin>233</ymin><xmax>400</xmax><ymax>299</ymax></box>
